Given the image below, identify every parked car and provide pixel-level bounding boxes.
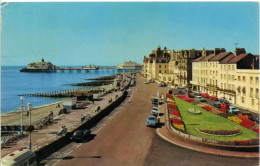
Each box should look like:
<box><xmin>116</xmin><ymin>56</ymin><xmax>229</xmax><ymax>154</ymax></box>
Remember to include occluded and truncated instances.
<box><xmin>149</xmin><ymin>79</ymin><xmax>155</xmax><ymax>83</ymax></box>
<box><xmin>194</xmin><ymin>91</ymin><xmax>201</xmax><ymax>96</ymax></box>
<box><xmin>219</xmin><ymin>97</ymin><xmax>229</xmax><ymax>104</ymax></box>
<box><xmin>178</xmin><ymin>91</ymin><xmax>185</xmax><ymax>95</ymax></box>
<box><xmin>70</xmin><ymin>129</ymin><xmax>91</xmax><ymax>142</ymax></box>
<box><xmin>228</xmin><ymin>106</ymin><xmax>240</xmax><ymax>115</ymax></box>
<box><xmin>201</xmin><ymin>93</ymin><xmax>209</xmax><ymax>98</ymax></box>
<box><xmin>151</xmin><ymin>107</ymin><xmax>159</xmax><ymax>116</ymax></box>
<box><xmin>210</xmin><ymin>102</ymin><xmax>221</xmax><ymax>108</ymax></box>
<box><xmin>177</xmin><ymin>86</ymin><xmax>185</xmax><ymax>89</ymax></box>
<box><xmin>147</xmin><ymin>115</ymin><xmax>156</xmax><ymax>127</ymax></box>
<box><xmin>194</xmin><ymin>96</ymin><xmax>206</xmax><ymax>102</ymax></box>
<box><xmin>152</xmin><ymin>98</ymin><xmax>159</xmax><ymax>105</ymax></box>
<box><xmin>209</xmin><ymin>95</ymin><xmax>218</xmax><ymax>101</ymax></box>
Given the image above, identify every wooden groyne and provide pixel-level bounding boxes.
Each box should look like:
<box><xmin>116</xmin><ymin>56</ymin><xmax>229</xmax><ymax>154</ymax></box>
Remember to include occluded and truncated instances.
<box><xmin>65</xmin><ymin>80</ymin><xmax>114</xmax><ymax>86</ymax></box>
<box><xmin>86</xmin><ymin>75</ymin><xmax>117</xmax><ymax>80</ymax></box>
<box><xmin>18</xmin><ymin>87</ymin><xmax>103</xmax><ymax>98</ymax></box>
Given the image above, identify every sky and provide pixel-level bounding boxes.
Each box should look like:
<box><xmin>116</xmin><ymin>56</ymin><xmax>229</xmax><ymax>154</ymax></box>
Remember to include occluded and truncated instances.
<box><xmin>1</xmin><ymin>2</ymin><xmax>259</xmax><ymax>66</ymax></box>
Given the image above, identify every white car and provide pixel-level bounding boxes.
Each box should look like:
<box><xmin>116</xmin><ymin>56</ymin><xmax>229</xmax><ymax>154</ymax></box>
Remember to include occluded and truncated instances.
<box><xmin>151</xmin><ymin>107</ymin><xmax>159</xmax><ymax>116</ymax></box>
<box><xmin>194</xmin><ymin>96</ymin><xmax>206</xmax><ymax>102</ymax></box>
<box><xmin>229</xmin><ymin>106</ymin><xmax>240</xmax><ymax>115</ymax></box>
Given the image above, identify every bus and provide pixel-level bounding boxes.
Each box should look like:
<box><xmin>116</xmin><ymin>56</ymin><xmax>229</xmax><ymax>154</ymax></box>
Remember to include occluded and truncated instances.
<box><xmin>1</xmin><ymin>148</ymin><xmax>37</xmax><ymax>166</ymax></box>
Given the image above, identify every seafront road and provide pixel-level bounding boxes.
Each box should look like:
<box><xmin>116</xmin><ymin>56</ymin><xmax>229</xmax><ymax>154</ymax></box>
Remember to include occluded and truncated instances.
<box><xmin>55</xmin><ymin>74</ymin><xmax>259</xmax><ymax>166</ymax></box>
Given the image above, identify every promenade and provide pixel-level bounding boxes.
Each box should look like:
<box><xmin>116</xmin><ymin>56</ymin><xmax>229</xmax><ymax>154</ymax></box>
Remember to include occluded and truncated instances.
<box><xmin>1</xmin><ymin>87</ymin><xmax>125</xmax><ymax>158</ymax></box>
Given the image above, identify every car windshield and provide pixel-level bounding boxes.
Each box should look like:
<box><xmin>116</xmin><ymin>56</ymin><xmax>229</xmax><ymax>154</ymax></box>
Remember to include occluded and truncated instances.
<box><xmin>148</xmin><ymin>117</ymin><xmax>155</xmax><ymax>120</ymax></box>
<box><xmin>74</xmin><ymin>131</ymin><xmax>83</xmax><ymax>136</ymax></box>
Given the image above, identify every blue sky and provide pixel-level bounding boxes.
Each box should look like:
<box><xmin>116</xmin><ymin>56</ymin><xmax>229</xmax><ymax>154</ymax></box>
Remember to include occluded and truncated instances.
<box><xmin>1</xmin><ymin>2</ymin><xmax>259</xmax><ymax>66</ymax></box>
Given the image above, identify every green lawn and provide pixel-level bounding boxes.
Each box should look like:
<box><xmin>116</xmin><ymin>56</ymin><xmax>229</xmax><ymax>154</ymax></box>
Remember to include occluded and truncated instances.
<box><xmin>173</xmin><ymin>96</ymin><xmax>259</xmax><ymax>141</ymax></box>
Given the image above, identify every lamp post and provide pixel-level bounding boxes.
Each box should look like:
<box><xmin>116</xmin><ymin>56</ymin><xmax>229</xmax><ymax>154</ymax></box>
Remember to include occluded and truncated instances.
<box><xmin>28</xmin><ymin>103</ymin><xmax>32</xmax><ymax>150</ymax></box>
<box><xmin>20</xmin><ymin>96</ymin><xmax>24</xmax><ymax>133</ymax></box>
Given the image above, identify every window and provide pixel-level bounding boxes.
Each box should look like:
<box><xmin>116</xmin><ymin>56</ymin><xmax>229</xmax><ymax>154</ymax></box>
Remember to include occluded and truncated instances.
<box><xmin>224</xmin><ymin>66</ymin><xmax>226</xmax><ymax>70</ymax></box>
<box><xmin>252</xmin><ymin>99</ymin><xmax>254</xmax><ymax>107</ymax></box>
<box><xmin>232</xmin><ymin>75</ymin><xmax>235</xmax><ymax>81</ymax></box>
<box><xmin>221</xmin><ymin>74</ymin><xmax>223</xmax><ymax>79</ymax></box>
<box><xmin>168</xmin><ymin>77</ymin><xmax>171</xmax><ymax>81</ymax></box>
<box><xmin>221</xmin><ymin>83</ymin><xmax>223</xmax><ymax>89</ymax></box>
<box><xmin>256</xmin><ymin>88</ymin><xmax>259</xmax><ymax>99</ymax></box>
<box><xmin>159</xmin><ymin>70</ymin><xmax>161</xmax><ymax>73</ymax></box>
<box><xmin>159</xmin><ymin>65</ymin><xmax>161</xmax><ymax>68</ymax></box>
<box><xmin>221</xmin><ymin>65</ymin><xmax>223</xmax><ymax>70</ymax></box>
<box><xmin>165</xmin><ymin>65</ymin><xmax>166</xmax><ymax>68</ymax></box>
<box><xmin>165</xmin><ymin>70</ymin><xmax>167</xmax><ymax>73</ymax></box>
<box><xmin>224</xmin><ymin>75</ymin><xmax>226</xmax><ymax>79</ymax></box>
<box><xmin>163</xmin><ymin>77</ymin><xmax>166</xmax><ymax>81</ymax></box>
<box><xmin>241</xmin><ymin>97</ymin><xmax>245</xmax><ymax>103</ymax></box>
<box><xmin>238</xmin><ymin>76</ymin><xmax>241</xmax><ymax>81</ymax></box>
<box><xmin>243</xmin><ymin>76</ymin><xmax>246</xmax><ymax>82</ymax></box>
<box><xmin>232</xmin><ymin>65</ymin><xmax>234</xmax><ymax>70</ymax></box>
<box><xmin>256</xmin><ymin>77</ymin><xmax>259</xmax><ymax>85</ymax></box>
<box><xmin>250</xmin><ymin>88</ymin><xmax>253</xmax><ymax>97</ymax></box>
<box><xmin>250</xmin><ymin>77</ymin><xmax>253</xmax><ymax>84</ymax></box>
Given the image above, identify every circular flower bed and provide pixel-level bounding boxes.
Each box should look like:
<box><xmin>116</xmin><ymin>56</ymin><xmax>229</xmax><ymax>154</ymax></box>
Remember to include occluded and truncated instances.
<box><xmin>197</xmin><ymin>128</ymin><xmax>241</xmax><ymax>136</ymax></box>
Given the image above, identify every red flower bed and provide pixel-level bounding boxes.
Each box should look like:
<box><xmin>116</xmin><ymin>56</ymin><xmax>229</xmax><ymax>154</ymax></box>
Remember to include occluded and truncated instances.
<box><xmin>239</xmin><ymin>117</ymin><xmax>255</xmax><ymax>129</ymax></box>
<box><xmin>172</xmin><ymin>110</ymin><xmax>180</xmax><ymax>117</ymax></box>
<box><xmin>177</xmin><ymin>95</ymin><xmax>187</xmax><ymax>99</ymax></box>
<box><xmin>168</xmin><ymin>103</ymin><xmax>177</xmax><ymax>109</ymax></box>
<box><xmin>234</xmin><ymin>140</ymin><xmax>250</xmax><ymax>145</ymax></box>
<box><xmin>252</xmin><ymin>128</ymin><xmax>259</xmax><ymax>134</ymax></box>
<box><xmin>184</xmin><ymin>98</ymin><xmax>195</xmax><ymax>102</ymax></box>
<box><xmin>202</xmin><ymin>106</ymin><xmax>212</xmax><ymax>111</ymax></box>
<box><xmin>166</xmin><ymin>93</ymin><xmax>173</xmax><ymax>98</ymax></box>
<box><xmin>170</xmin><ymin>118</ymin><xmax>183</xmax><ymax>124</ymax></box>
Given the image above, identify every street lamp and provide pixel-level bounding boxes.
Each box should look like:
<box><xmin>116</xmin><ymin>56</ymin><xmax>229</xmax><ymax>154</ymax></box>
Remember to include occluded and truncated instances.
<box><xmin>28</xmin><ymin>103</ymin><xmax>32</xmax><ymax>150</ymax></box>
<box><xmin>20</xmin><ymin>96</ymin><xmax>24</xmax><ymax>133</ymax></box>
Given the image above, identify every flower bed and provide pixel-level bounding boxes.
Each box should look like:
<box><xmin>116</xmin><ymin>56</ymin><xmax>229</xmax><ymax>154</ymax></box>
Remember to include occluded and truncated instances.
<box><xmin>168</xmin><ymin>103</ymin><xmax>177</xmax><ymax>109</ymax></box>
<box><xmin>170</xmin><ymin>118</ymin><xmax>184</xmax><ymax>124</ymax></box>
<box><xmin>169</xmin><ymin>114</ymin><xmax>181</xmax><ymax>119</ymax></box>
<box><xmin>184</xmin><ymin>98</ymin><xmax>195</xmax><ymax>102</ymax></box>
<box><xmin>239</xmin><ymin>117</ymin><xmax>255</xmax><ymax>129</ymax></box>
<box><xmin>227</xmin><ymin>116</ymin><xmax>242</xmax><ymax>124</ymax></box>
<box><xmin>201</xmin><ymin>106</ymin><xmax>212</xmax><ymax>111</ymax></box>
<box><xmin>172</xmin><ymin>123</ymin><xmax>185</xmax><ymax>131</ymax></box>
<box><xmin>198</xmin><ymin>128</ymin><xmax>241</xmax><ymax>136</ymax></box>
<box><xmin>252</xmin><ymin>128</ymin><xmax>259</xmax><ymax>134</ymax></box>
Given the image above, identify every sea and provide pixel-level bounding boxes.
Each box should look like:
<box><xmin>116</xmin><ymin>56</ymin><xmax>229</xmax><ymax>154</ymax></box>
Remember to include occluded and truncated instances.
<box><xmin>1</xmin><ymin>66</ymin><xmax>136</xmax><ymax>114</ymax></box>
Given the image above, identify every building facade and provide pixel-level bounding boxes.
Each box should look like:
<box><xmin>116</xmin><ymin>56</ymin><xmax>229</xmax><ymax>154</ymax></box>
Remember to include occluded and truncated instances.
<box><xmin>191</xmin><ymin>48</ymin><xmax>259</xmax><ymax>113</ymax></box>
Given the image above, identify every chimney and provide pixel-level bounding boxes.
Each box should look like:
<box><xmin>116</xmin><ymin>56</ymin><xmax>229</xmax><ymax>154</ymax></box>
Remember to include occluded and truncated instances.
<box><xmin>214</xmin><ymin>48</ymin><xmax>226</xmax><ymax>56</ymax></box>
<box><xmin>234</xmin><ymin>48</ymin><xmax>246</xmax><ymax>56</ymax></box>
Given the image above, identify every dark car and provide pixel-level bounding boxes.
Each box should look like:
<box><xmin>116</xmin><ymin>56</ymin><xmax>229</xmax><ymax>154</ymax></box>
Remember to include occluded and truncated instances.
<box><xmin>178</xmin><ymin>91</ymin><xmax>185</xmax><ymax>95</ymax></box>
<box><xmin>152</xmin><ymin>98</ymin><xmax>159</xmax><ymax>105</ymax></box>
<box><xmin>70</xmin><ymin>129</ymin><xmax>91</xmax><ymax>142</ymax></box>
<box><xmin>219</xmin><ymin>97</ymin><xmax>229</xmax><ymax>104</ymax></box>
<box><xmin>210</xmin><ymin>102</ymin><xmax>221</xmax><ymax>108</ymax></box>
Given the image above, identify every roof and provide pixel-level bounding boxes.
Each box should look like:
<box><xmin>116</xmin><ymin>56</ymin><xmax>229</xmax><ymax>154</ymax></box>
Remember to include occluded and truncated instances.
<box><xmin>228</xmin><ymin>53</ymin><xmax>250</xmax><ymax>63</ymax></box>
<box><xmin>193</xmin><ymin>56</ymin><xmax>205</xmax><ymax>62</ymax></box>
<box><xmin>220</xmin><ymin>54</ymin><xmax>235</xmax><ymax>63</ymax></box>
<box><xmin>200</xmin><ymin>53</ymin><xmax>215</xmax><ymax>61</ymax></box>
<box><xmin>209</xmin><ymin>52</ymin><xmax>232</xmax><ymax>61</ymax></box>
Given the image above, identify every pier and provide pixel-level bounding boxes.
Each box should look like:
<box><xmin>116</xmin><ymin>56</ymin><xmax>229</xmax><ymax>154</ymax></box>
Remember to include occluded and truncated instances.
<box><xmin>20</xmin><ymin>66</ymin><xmax>117</xmax><ymax>72</ymax></box>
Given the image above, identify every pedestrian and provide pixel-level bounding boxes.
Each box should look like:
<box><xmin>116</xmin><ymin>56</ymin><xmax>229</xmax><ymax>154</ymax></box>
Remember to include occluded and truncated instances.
<box><xmin>81</xmin><ymin>115</ymin><xmax>86</xmax><ymax>122</ymax></box>
<box><xmin>92</xmin><ymin>99</ymin><xmax>95</xmax><ymax>104</ymax></box>
<box><xmin>26</xmin><ymin>111</ymin><xmax>29</xmax><ymax>116</ymax></box>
